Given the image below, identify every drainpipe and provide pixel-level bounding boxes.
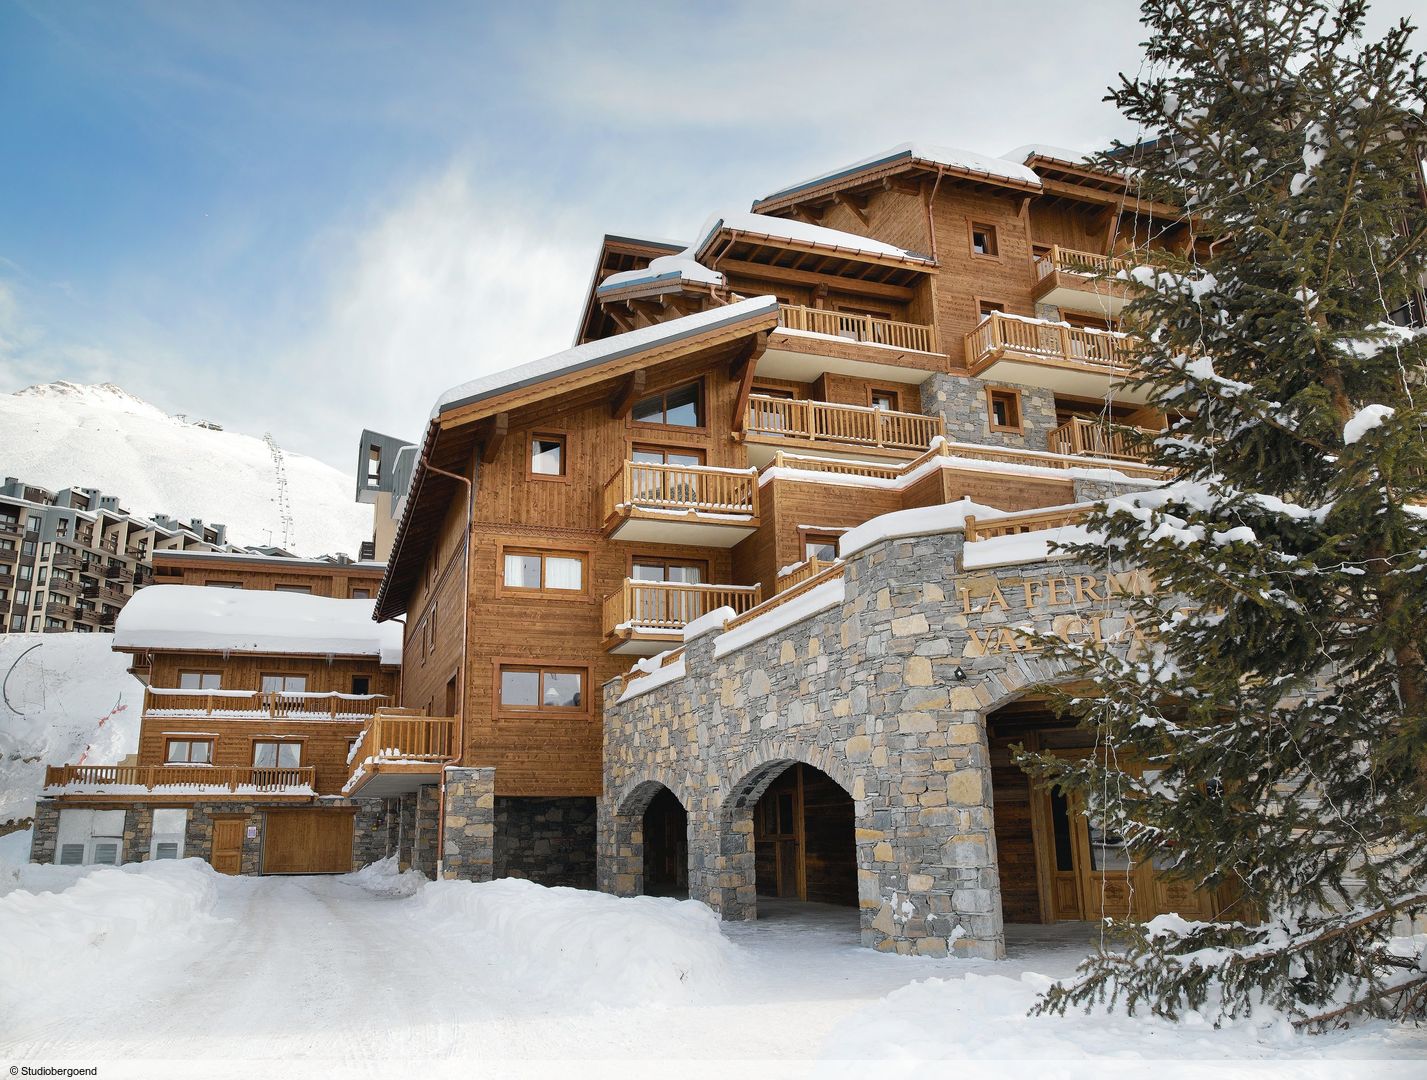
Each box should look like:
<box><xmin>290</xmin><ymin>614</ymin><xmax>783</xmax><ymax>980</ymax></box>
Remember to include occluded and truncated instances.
<box><xmin>925</xmin><ymin>166</ymin><xmax>947</xmax><ymax>264</ymax></box>
<box><xmin>422</xmin><ymin>460</ymin><xmax>474</xmax><ymax>880</ymax></box>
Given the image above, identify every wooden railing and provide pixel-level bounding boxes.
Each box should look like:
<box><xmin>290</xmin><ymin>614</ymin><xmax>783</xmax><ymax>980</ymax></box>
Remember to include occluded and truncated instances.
<box><xmin>45</xmin><ymin>763</ymin><xmax>317</xmax><ymax>793</ymax></box>
<box><xmin>745</xmin><ymin>394</ymin><xmax>945</xmax><ymax>452</ymax></box>
<box><xmin>723</xmin><ymin>561</ymin><xmax>846</xmax><ymax>633</ymax></box>
<box><xmin>143</xmin><ymin>689</ymin><xmax>390</xmax><ymax>720</ymax></box>
<box><xmin>965</xmin><ymin>312</ymin><xmax>1136</xmax><ymax>372</ymax></box>
<box><xmin>775</xmin><ymin>557</ymin><xmax>839</xmax><ymax>593</ymax></box>
<box><xmin>764</xmin><ymin>439</ymin><xmax>1165</xmax><ymax>485</ymax></box>
<box><xmin>1034</xmin><ymin>244</ymin><xmax>1128</xmax><ymax>281</ymax></box>
<box><xmin>603</xmin><ymin>580</ymin><xmax>762</xmax><ymax>637</ymax></box>
<box><xmin>1047</xmin><ymin>417</ymin><xmax>1154</xmax><ymax>462</ymax></box>
<box><xmin>778</xmin><ymin>303</ymin><xmax>939</xmax><ymax>353</ymax></box>
<box><xmin>614</xmin><ymin>646</ymin><xmax>687</xmax><ymax>698</ymax></box>
<box><xmin>354</xmin><ymin>711</ymin><xmax>457</xmax><ymax>763</ymax></box>
<box><xmin>964</xmin><ymin>505</ymin><xmax>1092</xmax><ymax>542</ymax></box>
<box><xmin>602</xmin><ymin>461</ymin><xmax>757</xmax><ymax>524</ymax></box>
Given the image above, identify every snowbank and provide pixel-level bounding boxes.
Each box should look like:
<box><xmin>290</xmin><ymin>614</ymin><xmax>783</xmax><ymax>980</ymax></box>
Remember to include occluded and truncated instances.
<box><xmin>839</xmin><ymin>498</ymin><xmax>1003</xmax><ymax>558</ymax></box>
<box><xmin>0</xmin><ymin>858</ymin><xmax>225</xmax><ymax>1026</ymax></box>
<box><xmin>0</xmin><ymin>632</ymin><xmax>144</xmax><ymax>826</ymax></box>
<box><xmin>114</xmin><ymin>584</ymin><xmax>403</xmax><ymax>663</ymax></box>
<box><xmin>341</xmin><ymin>854</ymin><xmax>426</xmax><ymax>898</ymax></box>
<box><xmin>402</xmin><ymin>875</ymin><xmax>736</xmax><ymax>1005</ymax></box>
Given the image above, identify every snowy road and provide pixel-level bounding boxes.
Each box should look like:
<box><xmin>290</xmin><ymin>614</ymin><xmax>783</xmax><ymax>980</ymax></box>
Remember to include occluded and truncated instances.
<box><xmin>4</xmin><ymin>868</ymin><xmax>1424</xmax><ymax>1079</ymax></box>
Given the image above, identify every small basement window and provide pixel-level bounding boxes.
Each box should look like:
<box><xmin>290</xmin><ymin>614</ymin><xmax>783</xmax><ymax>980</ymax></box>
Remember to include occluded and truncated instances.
<box><xmin>971</xmin><ymin>223</ymin><xmax>999</xmax><ymax>257</ymax></box>
<box><xmin>987</xmin><ymin>387</ymin><xmax>1024</xmax><ymax>433</ymax></box>
<box><xmin>529</xmin><ymin>434</ymin><xmax>566</xmax><ymax>478</ymax></box>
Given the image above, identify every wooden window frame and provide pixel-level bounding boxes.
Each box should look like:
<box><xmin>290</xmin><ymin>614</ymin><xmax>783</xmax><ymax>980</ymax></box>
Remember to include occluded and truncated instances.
<box><xmin>626</xmin><ymin>554</ymin><xmax>710</xmax><ymax>582</ymax></box>
<box><xmin>259</xmin><ymin>671</ymin><xmax>309</xmax><ymax>694</ymax></box>
<box><xmin>866</xmin><ymin>387</ymin><xmax>902</xmax><ymax>411</ymax></box>
<box><xmin>986</xmin><ymin>386</ymin><xmax>1025</xmax><ymax>434</ymax></box>
<box><xmin>496</xmin><ymin>543</ymin><xmax>592</xmax><ymax>600</ymax></box>
<box><xmin>349</xmin><ymin>586</ymin><xmax>372</xmax><ymax>599</ymax></box>
<box><xmin>164</xmin><ymin>738</ymin><xmax>214</xmax><ymax>765</ymax></box>
<box><xmin>628</xmin><ymin>377</ymin><xmax>708</xmax><ymax>434</ymax></box>
<box><xmin>969</xmin><ymin>220</ymin><xmax>1001</xmax><ymax>260</ymax></box>
<box><xmin>205</xmin><ymin>579</ymin><xmax>243</xmax><ymax>589</ymax></box>
<box><xmin>351</xmin><ymin>675</ymin><xmax>372</xmax><ymax>696</ymax></box>
<box><xmin>273</xmin><ymin>583</ymin><xmax>313</xmax><ymax>594</ymax></box>
<box><xmin>629</xmin><ymin>443</ymin><xmax>706</xmax><ymax>467</ymax></box>
<box><xmin>527</xmin><ymin>431</ymin><xmax>569</xmax><ymax>482</ymax></box>
<box><xmin>975</xmin><ymin>297</ymin><xmax>1006</xmax><ymax>320</ymax></box>
<box><xmin>801</xmin><ymin>532</ymin><xmax>843</xmax><ymax>562</ymax></box>
<box><xmin>177</xmin><ymin>669</ymin><xmax>223</xmax><ymax>691</ymax></box>
<box><xmin>491</xmin><ymin>658</ymin><xmax>593</xmax><ymax>720</ymax></box>
<box><xmin>251</xmin><ymin>738</ymin><xmax>304</xmax><ymax>768</ymax></box>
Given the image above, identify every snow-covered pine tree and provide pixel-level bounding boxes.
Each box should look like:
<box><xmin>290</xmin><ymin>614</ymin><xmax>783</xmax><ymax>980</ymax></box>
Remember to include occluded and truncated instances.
<box><xmin>1019</xmin><ymin>0</ymin><xmax>1427</xmax><ymax>1023</ymax></box>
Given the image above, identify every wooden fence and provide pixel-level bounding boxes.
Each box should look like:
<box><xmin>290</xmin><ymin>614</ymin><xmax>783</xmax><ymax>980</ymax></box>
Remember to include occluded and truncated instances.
<box><xmin>777</xmin><ymin>302</ymin><xmax>938</xmax><ymax>353</ymax></box>
<box><xmin>745</xmin><ymin>394</ymin><xmax>944</xmax><ymax>452</ymax></box>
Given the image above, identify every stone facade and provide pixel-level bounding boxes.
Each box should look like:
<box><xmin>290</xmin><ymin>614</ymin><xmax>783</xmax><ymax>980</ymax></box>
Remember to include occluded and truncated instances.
<box><xmin>352</xmin><ymin>798</ymin><xmax>394</xmax><ymax>869</ymax></box>
<box><xmin>920</xmin><ymin>372</ymin><xmax>1059</xmax><ymax>451</ymax></box>
<box><xmin>441</xmin><ymin>767</ymin><xmax>495</xmax><ymax>881</ymax></box>
<box><xmin>28</xmin><ymin>800</ymin><xmax>60</xmax><ymax>864</ymax></box>
<box><xmin>600</xmin><ymin>523</ymin><xmax>1152</xmax><ymax>958</ymax></box>
<box><xmin>495</xmin><ymin>796</ymin><xmax>597</xmax><ymax>889</ymax></box>
<box><xmin>414</xmin><ymin>784</ymin><xmax>440</xmax><ymax>878</ymax></box>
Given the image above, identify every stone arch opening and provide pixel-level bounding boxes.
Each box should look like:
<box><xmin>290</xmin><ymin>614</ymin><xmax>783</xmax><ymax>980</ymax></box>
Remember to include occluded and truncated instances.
<box><xmin>641</xmin><ymin>787</ymin><xmax>688</xmax><ymax>898</ymax></box>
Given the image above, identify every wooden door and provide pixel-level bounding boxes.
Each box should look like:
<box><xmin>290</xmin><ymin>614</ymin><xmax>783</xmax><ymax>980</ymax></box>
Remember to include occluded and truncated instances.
<box><xmin>261</xmin><ymin>809</ymin><xmax>354</xmax><ymax>874</ymax></box>
<box><xmin>210</xmin><ymin>817</ymin><xmax>245</xmax><ymax>875</ymax></box>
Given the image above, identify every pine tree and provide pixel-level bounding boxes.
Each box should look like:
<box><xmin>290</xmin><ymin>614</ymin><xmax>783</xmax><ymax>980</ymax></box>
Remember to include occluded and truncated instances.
<box><xmin>1020</xmin><ymin>0</ymin><xmax>1427</xmax><ymax>1024</ymax></box>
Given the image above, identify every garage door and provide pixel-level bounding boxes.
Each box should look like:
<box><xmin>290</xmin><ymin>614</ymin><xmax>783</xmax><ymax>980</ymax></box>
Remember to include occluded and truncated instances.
<box><xmin>262</xmin><ymin>809</ymin><xmax>354</xmax><ymax>874</ymax></box>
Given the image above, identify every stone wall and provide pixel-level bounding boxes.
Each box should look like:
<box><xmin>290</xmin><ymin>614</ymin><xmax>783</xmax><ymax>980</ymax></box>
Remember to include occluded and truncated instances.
<box><xmin>495</xmin><ymin>796</ymin><xmax>597</xmax><ymax>889</ymax></box>
<box><xmin>352</xmin><ymin>798</ymin><xmax>393</xmax><ymax>870</ymax></box>
<box><xmin>28</xmin><ymin>800</ymin><xmax>60</xmax><ymax>863</ymax></box>
<box><xmin>414</xmin><ymin>784</ymin><xmax>440</xmax><ymax>878</ymax></box>
<box><xmin>441</xmin><ymin>767</ymin><xmax>495</xmax><ymax>881</ymax></box>
<box><xmin>921</xmin><ymin>372</ymin><xmax>1058</xmax><ymax>451</ymax></box>
<box><xmin>601</xmin><ymin>524</ymin><xmax>1152</xmax><ymax>958</ymax></box>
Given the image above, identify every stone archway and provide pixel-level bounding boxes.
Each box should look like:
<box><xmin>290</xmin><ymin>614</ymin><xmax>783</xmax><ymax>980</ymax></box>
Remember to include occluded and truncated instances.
<box><xmin>603</xmin><ymin>775</ymin><xmax>690</xmax><ymax>898</ymax></box>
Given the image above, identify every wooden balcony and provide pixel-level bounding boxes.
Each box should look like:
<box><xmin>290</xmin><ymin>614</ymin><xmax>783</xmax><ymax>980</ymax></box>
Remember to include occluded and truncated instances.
<box><xmin>144</xmin><ymin>688</ymin><xmax>391</xmax><ymax>720</ymax></box>
<box><xmin>775</xmin><ymin>557</ymin><xmax>839</xmax><ymax>593</ymax></box>
<box><xmin>1032</xmin><ymin>245</ymin><xmax>1132</xmax><ymax>317</ymax></box>
<box><xmin>0</xmin><ymin>521</ymin><xmax>21</xmax><ymax>539</ymax></box>
<box><xmin>964</xmin><ymin>312</ymin><xmax>1143</xmax><ymax>400</ymax></box>
<box><xmin>601</xmin><ymin>460</ymin><xmax>759</xmax><ymax>546</ymax></box>
<box><xmin>44</xmin><ymin>763</ymin><xmax>318</xmax><ymax>801</ymax></box>
<box><xmin>741</xmin><ymin>394</ymin><xmax>945</xmax><ymax>466</ymax></box>
<box><xmin>1047</xmin><ymin>417</ymin><xmax>1155</xmax><ymax>463</ymax></box>
<box><xmin>47</xmin><ymin>577</ymin><xmax>80</xmax><ymax>596</ymax></box>
<box><xmin>963</xmin><ymin>505</ymin><xmax>1092</xmax><ymax>542</ymax></box>
<box><xmin>344</xmin><ymin>709</ymin><xmax>457</xmax><ymax>797</ymax></box>
<box><xmin>602</xmin><ymin>579</ymin><xmax>762</xmax><ymax>654</ymax></box>
<box><xmin>777</xmin><ymin>303</ymin><xmax>938</xmax><ymax>354</ymax></box>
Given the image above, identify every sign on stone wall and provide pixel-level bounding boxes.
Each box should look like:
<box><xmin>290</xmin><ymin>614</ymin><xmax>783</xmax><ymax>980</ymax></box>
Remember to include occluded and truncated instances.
<box><xmin>957</xmin><ymin>568</ymin><xmax>1157</xmax><ymax>656</ymax></box>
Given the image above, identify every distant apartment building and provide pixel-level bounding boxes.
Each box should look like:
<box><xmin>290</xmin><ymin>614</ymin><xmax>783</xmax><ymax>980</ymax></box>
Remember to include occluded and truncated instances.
<box><xmin>0</xmin><ymin>478</ymin><xmax>235</xmax><ymax>635</ymax></box>
<box><xmin>354</xmin><ymin>430</ymin><xmax>417</xmax><ymax>563</ymax></box>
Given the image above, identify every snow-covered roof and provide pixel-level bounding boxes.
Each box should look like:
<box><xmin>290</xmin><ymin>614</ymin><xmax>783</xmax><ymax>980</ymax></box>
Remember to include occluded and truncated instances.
<box><xmin>114</xmin><ymin>585</ymin><xmax>402</xmax><ymax>664</ymax></box>
<box><xmin>1003</xmin><ymin>144</ymin><xmax>1094</xmax><ymax>167</ymax></box>
<box><xmin>693</xmin><ymin>211</ymin><xmax>932</xmax><ymax>264</ymax></box>
<box><xmin>433</xmin><ymin>295</ymin><xmax>780</xmax><ymax>418</ymax></box>
<box><xmin>149</xmin><ymin>549</ymin><xmax>386</xmax><ymax>569</ymax></box>
<box><xmin>755</xmin><ymin>143</ymin><xmax>1042</xmax><ymax>207</ymax></box>
<box><xmin>597</xmin><ymin>253</ymin><xmax>725</xmax><ymax>294</ymax></box>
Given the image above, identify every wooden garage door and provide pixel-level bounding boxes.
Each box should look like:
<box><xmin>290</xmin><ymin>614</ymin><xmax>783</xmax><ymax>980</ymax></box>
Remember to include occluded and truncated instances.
<box><xmin>262</xmin><ymin>810</ymin><xmax>354</xmax><ymax>875</ymax></box>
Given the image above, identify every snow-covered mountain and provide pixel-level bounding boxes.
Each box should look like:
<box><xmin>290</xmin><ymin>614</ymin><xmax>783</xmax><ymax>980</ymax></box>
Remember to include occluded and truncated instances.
<box><xmin>0</xmin><ymin>381</ymin><xmax>370</xmax><ymax>557</ymax></box>
<box><xmin>0</xmin><ymin>632</ymin><xmax>143</xmax><ymax>828</ymax></box>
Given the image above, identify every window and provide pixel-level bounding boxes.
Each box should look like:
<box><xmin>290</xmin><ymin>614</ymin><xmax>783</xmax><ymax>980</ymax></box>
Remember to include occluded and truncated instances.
<box><xmin>632</xmin><ymin>382</ymin><xmax>702</xmax><ymax>427</ymax></box>
<box><xmin>529</xmin><ymin>434</ymin><xmax>566</xmax><ymax>478</ymax></box>
<box><xmin>352</xmin><ymin>675</ymin><xmax>371</xmax><ymax>696</ymax></box>
<box><xmin>261</xmin><ymin>673</ymin><xmax>308</xmax><ymax>693</ymax></box>
<box><xmin>978</xmin><ymin>299</ymin><xmax>1005</xmax><ymax>318</ymax></box>
<box><xmin>868</xmin><ymin>389</ymin><xmax>901</xmax><ymax>411</ymax></box>
<box><xmin>987</xmin><ymin>387</ymin><xmax>1024</xmax><ymax>433</ymax></box>
<box><xmin>26</xmin><ymin>515</ymin><xmax>41</xmax><ymax>533</ymax></box>
<box><xmin>350</xmin><ymin>587</ymin><xmax>371</xmax><ymax>599</ymax></box>
<box><xmin>253</xmin><ymin>741</ymin><xmax>301</xmax><ymax>768</ymax></box>
<box><xmin>631</xmin><ymin>445</ymin><xmax>704</xmax><ymax>467</ymax></box>
<box><xmin>366</xmin><ymin>444</ymin><xmax>382</xmax><ymax>488</ymax></box>
<box><xmin>502</xmin><ymin>549</ymin><xmax>585</xmax><ymax>592</ymax></box>
<box><xmin>970</xmin><ymin>222</ymin><xmax>999</xmax><ymax>257</ymax></box>
<box><xmin>274</xmin><ymin>583</ymin><xmax>312</xmax><ymax>594</ymax></box>
<box><xmin>802</xmin><ymin>533</ymin><xmax>841</xmax><ymax>562</ymax></box>
<box><xmin>165</xmin><ymin>739</ymin><xmax>213</xmax><ymax>764</ymax></box>
<box><xmin>498</xmin><ymin>664</ymin><xmax>586</xmax><ymax>714</ymax></box>
<box><xmin>206</xmin><ymin>580</ymin><xmax>243</xmax><ymax>589</ymax></box>
<box><xmin>631</xmin><ymin>558</ymin><xmax>704</xmax><ymax>584</ymax></box>
<box><xmin>178</xmin><ymin>671</ymin><xmax>222</xmax><ymax>690</ymax></box>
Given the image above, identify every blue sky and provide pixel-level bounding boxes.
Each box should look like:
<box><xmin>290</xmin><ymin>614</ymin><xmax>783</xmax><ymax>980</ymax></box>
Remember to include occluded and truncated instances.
<box><xmin>1</xmin><ymin>0</ymin><xmax>1419</xmax><ymax>470</ymax></box>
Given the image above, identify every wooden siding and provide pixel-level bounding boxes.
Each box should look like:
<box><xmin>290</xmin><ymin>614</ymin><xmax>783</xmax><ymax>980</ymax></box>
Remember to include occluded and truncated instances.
<box><xmin>151</xmin><ymin>556</ymin><xmax>384</xmax><ymax>597</ymax></box>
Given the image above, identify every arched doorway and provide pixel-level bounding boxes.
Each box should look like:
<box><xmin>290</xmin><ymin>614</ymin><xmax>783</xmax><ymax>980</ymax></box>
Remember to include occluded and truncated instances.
<box><xmin>752</xmin><ymin>762</ymin><xmax>856</xmax><ymax>908</ymax></box>
<box><xmin>641</xmin><ymin>787</ymin><xmax>688</xmax><ymax>898</ymax></box>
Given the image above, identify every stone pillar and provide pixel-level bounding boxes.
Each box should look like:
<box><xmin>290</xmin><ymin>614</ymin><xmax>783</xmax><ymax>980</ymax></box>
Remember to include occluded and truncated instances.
<box><xmin>29</xmin><ymin>800</ymin><xmax>60</xmax><ymax>864</ymax></box>
<box><xmin>596</xmin><ymin>793</ymin><xmax>642</xmax><ymax>896</ymax></box>
<box><xmin>441</xmin><ymin>767</ymin><xmax>495</xmax><ymax>881</ymax></box>
<box><xmin>123</xmin><ymin>806</ymin><xmax>152</xmax><ymax>864</ymax></box>
<box><xmin>413</xmin><ymin>784</ymin><xmax>439</xmax><ymax>878</ymax></box>
<box><xmin>692</xmin><ymin>803</ymin><xmax>757</xmax><ymax>920</ymax></box>
<box><xmin>351</xmin><ymin>799</ymin><xmax>389</xmax><ymax>870</ymax></box>
<box><xmin>396</xmin><ymin>792</ymin><xmax>417</xmax><ymax>871</ymax></box>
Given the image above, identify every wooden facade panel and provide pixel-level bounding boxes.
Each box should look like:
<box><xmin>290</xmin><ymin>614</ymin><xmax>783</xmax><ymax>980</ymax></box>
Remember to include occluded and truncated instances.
<box><xmin>137</xmin><ymin>715</ymin><xmax>366</xmax><ymax>796</ymax></box>
<box><xmin>144</xmin><ymin>652</ymin><xmax>396</xmax><ymax>698</ymax></box>
<box><xmin>151</xmin><ymin>558</ymin><xmax>384</xmax><ymax>598</ymax></box>
<box><xmin>262</xmin><ymin>808</ymin><xmax>355</xmax><ymax>874</ymax></box>
<box><xmin>933</xmin><ymin>468</ymin><xmax>1076</xmax><ymax>513</ymax></box>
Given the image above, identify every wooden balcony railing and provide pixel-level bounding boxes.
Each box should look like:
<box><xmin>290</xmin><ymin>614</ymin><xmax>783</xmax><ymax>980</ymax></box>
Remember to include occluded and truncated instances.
<box><xmin>775</xmin><ymin>557</ymin><xmax>839</xmax><ymax>593</ymax></box>
<box><xmin>602</xmin><ymin>579</ymin><xmax>762</xmax><ymax>637</ymax></box>
<box><xmin>723</xmin><ymin>561</ymin><xmax>847</xmax><ymax>633</ymax></box>
<box><xmin>1047</xmin><ymin>417</ymin><xmax>1155</xmax><ymax>462</ymax></box>
<box><xmin>777</xmin><ymin>303</ymin><xmax>939</xmax><ymax>353</ymax></box>
<box><xmin>963</xmin><ymin>505</ymin><xmax>1092</xmax><ymax>542</ymax></box>
<box><xmin>45</xmin><ymin>763</ymin><xmax>317</xmax><ymax>794</ymax></box>
<box><xmin>1034</xmin><ymin>245</ymin><xmax>1128</xmax><ymax>281</ymax></box>
<box><xmin>602</xmin><ymin>461</ymin><xmax>758</xmax><ymax>525</ymax></box>
<box><xmin>965</xmin><ymin>312</ymin><xmax>1136</xmax><ymax>374</ymax></box>
<box><xmin>349</xmin><ymin>711</ymin><xmax>457</xmax><ymax>766</ymax></box>
<box><xmin>144</xmin><ymin>688</ymin><xmax>391</xmax><ymax>720</ymax></box>
<box><xmin>745</xmin><ymin>394</ymin><xmax>945</xmax><ymax>452</ymax></box>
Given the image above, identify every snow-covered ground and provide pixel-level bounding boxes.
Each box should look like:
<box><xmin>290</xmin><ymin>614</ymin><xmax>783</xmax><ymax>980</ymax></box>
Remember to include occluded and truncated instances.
<box><xmin>0</xmin><ymin>381</ymin><xmax>371</xmax><ymax>556</ymax></box>
<box><xmin>0</xmin><ymin>854</ymin><xmax>1420</xmax><ymax>1079</ymax></box>
<box><xmin>0</xmin><ymin>632</ymin><xmax>143</xmax><ymax>827</ymax></box>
